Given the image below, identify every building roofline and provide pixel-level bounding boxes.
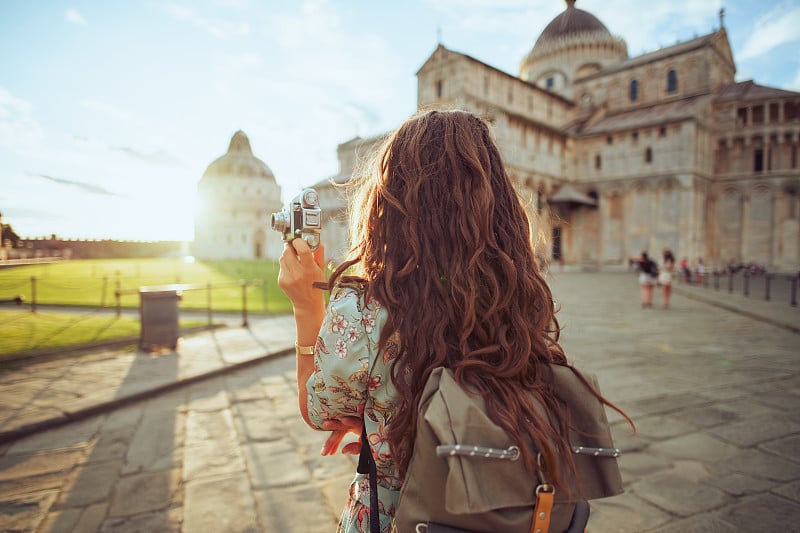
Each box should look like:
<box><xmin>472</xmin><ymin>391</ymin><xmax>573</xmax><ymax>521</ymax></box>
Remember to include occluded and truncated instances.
<box><xmin>418</xmin><ymin>44</ymin><xmax>576</xmax><ymax>107</ymax></box>
<box><xmin>714</xmin><ymin>80</ymin><xmax>800</xmax><ymax>102</ymax></box>
<box><xmin>576</xmin><ymin>30</ymin><xmax>723</xmax><ymax>82</ymax></box>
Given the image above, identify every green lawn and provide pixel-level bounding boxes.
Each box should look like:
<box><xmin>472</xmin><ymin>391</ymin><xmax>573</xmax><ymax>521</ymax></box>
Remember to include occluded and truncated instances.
<box><xmin>0</xmin><ymin>309</ymin><xmax>209</xmax><ymax>358</ymax></box>
<box><xmin>0</xmin><ymin>310</ymin><xmax>179</xmax><ymax>357</ymax></box>
<box><xmin>0</xmin><ymin>258</ymin><xmax>292</xmax><ymax>313</ymax></box>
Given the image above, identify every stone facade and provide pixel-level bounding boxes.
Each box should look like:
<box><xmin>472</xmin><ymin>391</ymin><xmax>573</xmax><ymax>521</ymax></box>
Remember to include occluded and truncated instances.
<box><xmin>312</xmin><ymin>135</ymin><xmax>384</xmax><ymax>263</ymax></box>
<box><xmin>194</xmin><ymin>131</ymin><xmax>283</xmax><ymax>260</ymax></box>
<box><xmin>328</xmin><ymin>1</ymin><xmax>800</xmax><ymax>272</ymax></box>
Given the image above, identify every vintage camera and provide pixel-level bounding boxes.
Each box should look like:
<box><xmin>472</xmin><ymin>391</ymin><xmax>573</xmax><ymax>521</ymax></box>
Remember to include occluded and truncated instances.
<box><xmin>270</xmin><ymin>188</ymin><xmax>321</xmax><ymax>251</ymax></box>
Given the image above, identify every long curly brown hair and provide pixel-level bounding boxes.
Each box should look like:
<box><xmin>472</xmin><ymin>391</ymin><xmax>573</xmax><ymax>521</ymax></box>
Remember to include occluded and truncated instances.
<box><xmin>329</xmin><ymin>109</ymin><xmax>622</xmax><ymax>489</ymax></box>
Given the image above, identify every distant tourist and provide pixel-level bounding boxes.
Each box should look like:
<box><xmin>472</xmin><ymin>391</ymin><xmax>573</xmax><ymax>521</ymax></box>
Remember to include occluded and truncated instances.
<box><xmin>680</xmin><ymin>257</ymin><xmax>691</xmax><ymax>283</ymax></box>
<box><xmin>660</xmin><ymin>249</ymin><xmax>675</xmax><ymax>309</ymax></box>
<box><xmin>696</xmin><ymin>258</ymin><xmax>706</xmax><ymax>285</ymax></box>
<box><xmin>636</xmin><ymin>251</ymin><xmax>658</xmax><ymax>307</ymax></box>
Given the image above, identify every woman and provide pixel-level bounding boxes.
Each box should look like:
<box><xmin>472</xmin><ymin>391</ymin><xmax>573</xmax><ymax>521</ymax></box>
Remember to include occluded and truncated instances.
<box><xmin>660</xmin><ymin>249</ymin><xmax>675</xmax><ymax>309</ymax></box>
<box><xmin>279</xmin><ymin>110</ymin><xmax>627</xmax><ymax>532</ymax></box>
<box><xmin>636</xmin><ymin>251</ymin><xmax>657</xmax><ymax>307</ymax></box>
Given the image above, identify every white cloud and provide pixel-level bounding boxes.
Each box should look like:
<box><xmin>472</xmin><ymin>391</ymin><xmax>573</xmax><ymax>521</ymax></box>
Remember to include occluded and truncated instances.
<box><xmin>0</xmin><ymin>87</ymin><xmax>31</xmax><ymax>118</ymax></box>
<box><xmin>425</xmin><ymin>0</ymin><xmax>555</xmax><ymax>37</ymax></box>
<box><xmin>64</xmin><ymin>8</ymin><xmax>87</xmax><ymax>25</ymax></box>
<box><xmin>224</xmin><ymin>52</ymin><xmax>262</xmax><ymax>70</ymax></box>
<box><xmin>583</xmin><ymin>0</ymin><xmax>722</xmax><ymax>56</ymax></box>
<box><xmin>80</xmin><ymin>99</ymin><xmax>137</xmax><ymax>123</ymax></box>
<box><xmin>213</xmin><ymin>0</ymin><xmax>251</xmax><ymax>7</ymax></box>
<box><xmin>0</xmin><ymin>87</ymin><xmax>44</xmax><ymax>152</ymax></box>
<box><xmin>739</xmin><ymin>5</ymin><xmax>800</xmax><ymax>60</ymax></box>
<box><xmin>165</xmin><ymin>3</ymin><xmax>249</xmax><ymax>38</ymax></box>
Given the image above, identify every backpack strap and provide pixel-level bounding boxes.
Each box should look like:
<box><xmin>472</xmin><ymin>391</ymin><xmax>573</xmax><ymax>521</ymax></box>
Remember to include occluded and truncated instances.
<box><xmin>530</xmin><ymin>453</ymin><xmax>554</xmax><ymax>533</ymax></box>
<box><xmin>357</xmin><ymin>423</ymin><xmax>381</xmax><ymax>533</ymax></box>
<box><xmin>530</xmin><ymin>483</ymin><xmax>554</xmax><ymax>533</ymax></box>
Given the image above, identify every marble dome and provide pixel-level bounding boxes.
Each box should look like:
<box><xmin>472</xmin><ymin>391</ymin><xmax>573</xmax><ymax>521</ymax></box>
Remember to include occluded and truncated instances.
<box><xmin>534</xmin><ymin>0</ymin><xmax>612</xmax><ymax>50</ymax></box>
<box><xmin>202</xmin><ymin>130</ymin><xmax>275</xmax><ymax>181</ymax></box>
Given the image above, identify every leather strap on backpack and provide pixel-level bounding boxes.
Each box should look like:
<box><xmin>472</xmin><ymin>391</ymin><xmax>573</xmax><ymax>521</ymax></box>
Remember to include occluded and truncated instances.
<box><xmin>530</xmin><ymin>484</ymin><xmax>554</xmax><ymax>533</ymax></box>
<box><xmin>530</xmin><ymin>451</ymin><xmax>554</xmax><ymax>533</ymax></box>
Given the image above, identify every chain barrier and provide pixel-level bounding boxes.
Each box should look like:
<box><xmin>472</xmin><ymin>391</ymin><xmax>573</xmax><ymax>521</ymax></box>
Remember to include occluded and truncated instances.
<box><xmin>1</xmin><ymin>275</ymin><xmax>272</xmax><ymax>316</ymax></box>
<box><xmin>705</xmin><ymin>271</ymin><xmax>799</xmax><ymax>307</ymax></box>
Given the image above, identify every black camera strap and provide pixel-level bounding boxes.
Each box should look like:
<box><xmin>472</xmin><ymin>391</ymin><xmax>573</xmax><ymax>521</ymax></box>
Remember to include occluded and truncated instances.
<box><xmin>357</xmin><ymin>423</ymin><xmax>381</xmax><ymax>533</ymax></box>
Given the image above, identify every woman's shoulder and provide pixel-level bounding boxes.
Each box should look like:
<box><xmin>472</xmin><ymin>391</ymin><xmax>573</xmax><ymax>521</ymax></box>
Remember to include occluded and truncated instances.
<box><xmin>330</xmin><ymin>280</ymin><xmax>383</xmax><ymax>313</ymax></box>
<box><xmin>331</xmin><ymin>280</ymin><xmax>364</xmax><ymax>299</ymax></box>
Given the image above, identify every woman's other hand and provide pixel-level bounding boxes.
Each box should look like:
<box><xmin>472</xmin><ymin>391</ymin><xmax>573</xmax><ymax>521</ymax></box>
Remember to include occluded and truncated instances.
<box><xmin>321</xmin><ymin>416</ymin><xmax>362</xmax><ymax>456</ymax></box>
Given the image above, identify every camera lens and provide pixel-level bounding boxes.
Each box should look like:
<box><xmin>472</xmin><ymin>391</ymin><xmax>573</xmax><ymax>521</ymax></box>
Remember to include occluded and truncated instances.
<box><xmin>271</xmin><ymin>212</ymin><xmax>288</xmax><ymax>232</ymax></box>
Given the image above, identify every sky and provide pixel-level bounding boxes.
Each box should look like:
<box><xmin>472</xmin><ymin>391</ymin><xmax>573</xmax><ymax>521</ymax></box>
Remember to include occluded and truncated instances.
<box><xmin>1</xmin><ymin>0</ymin><xmax>799</xmax><ymax>242</ymax></box>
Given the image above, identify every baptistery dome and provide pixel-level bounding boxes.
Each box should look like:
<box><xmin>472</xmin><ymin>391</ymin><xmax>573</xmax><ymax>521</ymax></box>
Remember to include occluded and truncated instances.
<box><xmin>202</xmin><ymin>130</ymin><xmax>276</xmax><ymax>181</ymax></box>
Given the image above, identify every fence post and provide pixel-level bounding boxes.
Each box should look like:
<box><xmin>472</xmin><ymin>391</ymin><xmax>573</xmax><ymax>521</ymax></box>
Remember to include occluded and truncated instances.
<box><xmin>241</xmin><ymin>281</ymin><xmax>249</xmax><ymax>327</ymax></box>
<box><xmin>743</xmin><ymin>271</ymin><xmax>749</xmax><ymax>297</ymax></box>
<box><xmin>714</xmin><ymin>271</ymin><xmax>720</xmax><ymax>291</ymax></box>
<box><xmin>792</xmin><ymin>276</ymin><xmax>798</xmax><ymax>307</ymax></box>
<box><xmin>30</xmin><ymin>276</ymin><xmax>37</xmax><ymax>313</ymax></box>
<box><xmin>206</xmin><ymin>283</ymin><xmax>213</xmax><ymax>326</ymax></box>
<box><xmin>764</xmin><ymin>274</ymin><xmax>771</xmax><ymax>301</ymax></box>
<box><xmin>115</xmin><ymin>279</ymin><xmax>121</xmax><ymax>317</ymax></box>
<box><xmin>101</xmin><ymin>275</ymin><xmax>108</xmax><ymax>307</ymax></box>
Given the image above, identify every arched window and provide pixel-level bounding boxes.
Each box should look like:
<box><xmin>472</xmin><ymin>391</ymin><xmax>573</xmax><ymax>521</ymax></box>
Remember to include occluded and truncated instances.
<box><xmin>436</xmin><ymin>80</ymin><xmax>443</xmax><ymax>98</ymax></box>
<box><xmin>645</xmin><ymin>147</ymin><xmax>653</xmax><ymax>163</ymax></box>
<box><xmin>667</xmin><ymin>69</ymin><xmax>678</xmax><ymax>94</ymax></box>
<box><xmin>595</xmin><ymin>154</ymin><xmax>602</xmax><ymax>170</ymax></box>
<box><xmin>629</xmin><ymin>79</ymin><xmax>639</xmax><ymax>102</ymax></box>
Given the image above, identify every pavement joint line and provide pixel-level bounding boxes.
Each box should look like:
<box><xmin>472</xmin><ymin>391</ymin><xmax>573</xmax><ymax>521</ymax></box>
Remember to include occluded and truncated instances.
<box><xmin>0</xmin><ymin>346</ymin><xmax>294</xmax><ymax>445</ymax></box>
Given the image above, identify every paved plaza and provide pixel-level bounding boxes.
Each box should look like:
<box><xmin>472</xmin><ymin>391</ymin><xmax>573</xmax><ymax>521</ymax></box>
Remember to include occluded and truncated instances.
<box><xmin>0</xmin><ymin>272</ymin><xmax>799</xmax><ymax>532</ymax></box>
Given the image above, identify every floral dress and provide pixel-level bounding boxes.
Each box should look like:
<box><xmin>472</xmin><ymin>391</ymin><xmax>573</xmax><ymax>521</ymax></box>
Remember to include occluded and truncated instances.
<box><xmin>306</xmin><ymin>283</ymin><xmax>401</xmax><ymax>533</ymax></box>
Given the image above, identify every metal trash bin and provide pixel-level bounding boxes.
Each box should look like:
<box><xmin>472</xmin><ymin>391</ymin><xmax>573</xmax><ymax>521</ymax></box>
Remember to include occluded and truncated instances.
<box><xmin>139</xmin><ymin>288</ymin><xmax>181</xmax><ymax>351</ymax></box>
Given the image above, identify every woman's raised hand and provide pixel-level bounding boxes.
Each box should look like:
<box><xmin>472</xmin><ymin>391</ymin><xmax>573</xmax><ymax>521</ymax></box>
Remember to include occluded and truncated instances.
<box><xmin>278</xmin><ymin>238</ymin><xmax>326</xmax><ymax>315</ymax></box>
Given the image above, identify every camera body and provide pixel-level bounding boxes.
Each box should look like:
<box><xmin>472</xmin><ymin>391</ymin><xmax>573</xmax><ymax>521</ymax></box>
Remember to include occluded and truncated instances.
<box><xmin>270</xmin><ymin>188</ymin><xmax>321</xmax><ymax>251</ymax></box>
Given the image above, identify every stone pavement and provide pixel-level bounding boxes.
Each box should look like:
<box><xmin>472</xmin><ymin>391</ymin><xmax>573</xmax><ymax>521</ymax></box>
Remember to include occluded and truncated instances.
<box><xmin>0</xmin><ymin>315</ymin><xmax>298</xmax><ymax>443</ymax></box>
<box><xmin>0</xmin><ymin>272</ymin><xmax>799</xmax><ymax>532</ymax></box>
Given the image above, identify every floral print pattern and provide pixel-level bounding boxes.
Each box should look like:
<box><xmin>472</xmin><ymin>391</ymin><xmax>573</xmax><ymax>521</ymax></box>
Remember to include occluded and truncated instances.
<box><xmin>306</xmin><ymin>284</ymin><xmax>401</xmax><ymax>533</ymax></box>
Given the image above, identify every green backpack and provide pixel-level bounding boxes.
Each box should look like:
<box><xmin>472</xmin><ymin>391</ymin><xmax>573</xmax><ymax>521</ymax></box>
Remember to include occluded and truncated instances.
<box><xmin>360</xmin><ymin>364</ymin><xmax>624</xmax><ymax>533</ymax></box>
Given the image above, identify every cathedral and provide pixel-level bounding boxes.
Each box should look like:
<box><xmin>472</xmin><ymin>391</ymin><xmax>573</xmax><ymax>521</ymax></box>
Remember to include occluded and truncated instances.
<box><xmin>322</xmin><ymin>0</ymin><xmax>800</xmax><ymax>272</ymax></box>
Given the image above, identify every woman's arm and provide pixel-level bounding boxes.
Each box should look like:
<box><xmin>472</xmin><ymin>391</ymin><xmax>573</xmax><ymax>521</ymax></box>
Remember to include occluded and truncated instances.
<box><xmin>278</xmin><ymin>239</ymin><xmax>365</xmax><ymax>454</ymax></box>
<box><xmin>278</xmin><ymin>239</ymin><xmax>326</xmax><ymax>426</ymax></box>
